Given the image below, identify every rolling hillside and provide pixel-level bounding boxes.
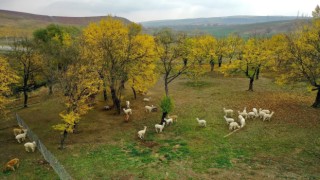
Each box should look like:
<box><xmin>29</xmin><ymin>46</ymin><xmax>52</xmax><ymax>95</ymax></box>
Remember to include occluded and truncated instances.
<box><xmin>0</xmin><ymin>9</ymin><xmax>131</xmax><ymax>38</ymax></box>
<box><xmin>142</xmin><ymin>16</ymin><xmax>311</xmax><ymax>37</ymax></box>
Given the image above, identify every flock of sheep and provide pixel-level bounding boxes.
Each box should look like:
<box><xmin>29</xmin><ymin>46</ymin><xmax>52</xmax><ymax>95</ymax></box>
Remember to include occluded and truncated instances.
<box><xmin>13</xmin><ymin>125</ymin><xmax>37</xmax><ymax>152</ymax></box>
<box><xmin>134</xmin><ymin>100</ymin><xmax>275</xmax><ymax>140</ymax></box>
<box><xmin>223</xmin><ymin>107</ymin><xmax>275</xmax><ymax>131</ymax></box>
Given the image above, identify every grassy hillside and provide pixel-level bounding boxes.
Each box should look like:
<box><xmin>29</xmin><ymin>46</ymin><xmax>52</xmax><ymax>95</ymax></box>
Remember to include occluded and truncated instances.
<box><xmin>140</xmin><ymin>16</ymin><xmax>304</xmax><ymax>27</ymax></box>
<box><xmin>145</xmin><ymin>19</ymin><xmax>310</xmax><ymax>38</ymax></box>
<box><xmin>1</xmin><ymin>72</ymin><xmax>319</xmax><ymax>179</ymax></box>
<box><xmin>0</xmin><ymin>9</ymin><xmax>131</xmax><ymax>39</ymax></box>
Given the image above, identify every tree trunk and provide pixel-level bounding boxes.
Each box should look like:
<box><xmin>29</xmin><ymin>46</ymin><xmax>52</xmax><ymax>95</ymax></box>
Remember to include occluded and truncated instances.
<box><xmin>218</xmin><ymin>55</ymin><xmax>223</xmax><ymax>67</ymax></box>
<box><xmin>312</xmin><ymin>88</ymin><xmax>320</xmax><ymax>108</ymax></box>
<box><xmin>165</xmin><ymin>83</ymin><xmax>169</xmax><ymax>97</ymax></box>
<box><xmin>110</xmin><ymin>86</ymin><xmax>121</xmax><ymax>114</ymax></box>
<box><xmin>23</xmin><ymin>89</ymin><xmax>28</xmax><ymax>108</ymax></box>
<box><xmin>48</xmin><ymin>84</ymin><xmax>53</xmax><ymax>95</ymax></box>
<box><xmin>131</xmin><ymin>86</ymin><xmax>137</xmax><ymax>99</ymax></box>
<box><xmin>160</xmin><ymin>112</ymin><xmax>168</xmax><ymax>125</ymax></box>
<box><xmin>59</xmin><ymin>130</ymin><xmax>68</xmax><ymax>149</ymax></box>
<box><xmin>210</xmin><ymin>60</ymin><xmax>215</xmax><ymax>72</ymax></box>
<box><xmin>255</xmin><ymin>68</ymin><xmax>260</xmax><ymax>80</ymax></box>
<box><xmin>103</xmin><ymin>89</ymin><xmax>108</xmax><ymax>101</ymax></box>
<box><xmin>248</xmin><ymin>77</ymin><xmax>254</xmax><ymax>91</ymax></box>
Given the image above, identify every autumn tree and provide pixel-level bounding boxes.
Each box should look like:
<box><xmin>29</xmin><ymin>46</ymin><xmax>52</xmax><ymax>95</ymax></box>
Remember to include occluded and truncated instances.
<box><xmin>33</xmin><ymin>24</ymin><xmax>80</xmax><ymax>95</ymax></box>
<box><xmin>189</xmin><ymin>34</ymin><xmax>217</xmax><ymax>75</ymax></box>
<box><xmin>216</xmin><ymin>38</ymin><xmax>228</xmax><ymax>67</ymax></box>
<box><xmin>0</xmin><ymin>56</ymin><xmax>19</xmax><ymax>118</ymax></box>
<box><xmin>155</xmin><ymin>29</ymin><xmax>197</xmax><ymax>96</ymax></box>
<box><xmin>53</xmin><ymin>40</ymin><xmax>102</xmax><ymax>149</ymax></box>
<box><xmin>221</xmin><ymin>37</ymin><xmax>267</xmax><ymax>91</ymax></box>
<box><xmin>9</xmin><ymin>38</ymin><xmax>43</xmax><ymax>107</ymax></box>
<box><xmin>82</xmin><ymin>17</ymin><xmax>157</xmax><ymax>113</ymax></box>
<box><xmin>225</xmin><ymin>33</ymin><xmax>244</xmax><ymax>64</ymax></box>
<box><xmin>276</xmin><ymin>19</ymin><xmax>320</xmax><ymax>107</ymax></box>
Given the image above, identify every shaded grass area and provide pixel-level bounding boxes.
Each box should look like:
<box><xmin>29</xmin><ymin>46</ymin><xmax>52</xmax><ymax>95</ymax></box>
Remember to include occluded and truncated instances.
<box><xmin>1</xmin><ymin>73</ymin><xmax>320</xmax><ymax>179</ymax></box>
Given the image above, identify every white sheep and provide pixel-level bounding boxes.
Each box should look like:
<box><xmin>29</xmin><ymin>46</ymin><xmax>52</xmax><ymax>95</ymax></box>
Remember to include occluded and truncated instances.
<box><xmin>104</xmin><ymin>105</ymin><xmax>111</xmax><ymax>110</ymax></box>
<box><xmin>238</xmin><ymin>111</ymin><xmax>247</xmax><ymax>119</ymax></box>
<box><xmin>223</xmin><ymin>116</ymin><xmax>234</xmax><ymax>124</ymax></box>
<box><xmin>239</xmin><ymin>115</ymin><xmax>246</xmax><ymax>128</ymax></box>
<box><xmin>137</xmin><ymin>126</ymin><xmax>147</xmax><ymax>139</ymax></box>
<box><xmin>145</xmin><ymin>105</ymin><xmax>155</xmax><ymax>113</ymax></box>
<box><xmin>261</xmin><ymin>109</ymin><xmax>270</xmax><ymax>114</ymax></box>
<box><xmin>196</xmin><ymin>118</ymin><xmax>206</xmax><ymax>127</ymax></box>
<box><xmin>258</xmin><ymin>108</ymin><xmax>267</xmax><ymax>119</ymax></box>
<box><xmin>126</xmin><ymin>101</ymin><xmax>130</xmax><ymax>108</ymax></box>
<box><xmin>15</xmin><ymin>129</ymin><xmax>27</xmax><ymax>143</ymax></box>
<box><xmin>164</xmin><ymin>118</ymin><xmax>173</xmax><ymax>126</ymax></box>
<box><xmin>247</xmin><ymin>112</ymin><xmax>256</xmax><ymax>119</ymax></box>
<box><xmin>229</xmin><ymin>122</ymin><xmax>240</xmax><ymax>131</ymax></box>
<box><xmin>143</xmin><ymin>97</ymin><xmax>151</xmax><ymax>102</ymax></box>
<box><xmin>242</xmin><ymin>107</ymin><xmax>247</xmax><ymax>113</ymax></box>
<box><xmin>123</xmin><ymin>108</ymin><xmax>132</xmax><ymax>115</ymax></box>
<box><xmin>253</xmin><ymin>108</ymin><xmax>258</xmax><ymax>117</ymax></box>
<box><xmin>263</xmin><ymin>112</ymin><xmax>275</xmax><ymax>121</ymax></box>
<box><xmin>223</xmin><ymin>108</ymin><xmax>233</xmax><ymax>117</ymax></box>
<box><xmin>24</xmin><ymin>141</ymin><xmax>36</xmax><ymax>152</ymax></box>
<box><xmin>155</xmin><ymin>122</ymin><xmax>165</xmax><ymax>133</ymax></box>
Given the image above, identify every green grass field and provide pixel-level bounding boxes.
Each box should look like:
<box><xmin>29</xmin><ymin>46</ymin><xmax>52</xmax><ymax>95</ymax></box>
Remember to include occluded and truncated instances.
<box><xmin>1</xmin><ymin>72</ymin><xmax>320</xmax><ymax>179</ymax></box>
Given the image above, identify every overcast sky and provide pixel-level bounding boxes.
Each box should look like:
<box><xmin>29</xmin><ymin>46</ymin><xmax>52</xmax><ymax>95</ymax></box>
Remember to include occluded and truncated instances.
<box><xmin>0</xmin><ymin>0</ymin><xmax>318</xmax><ymax>22</ymax></box>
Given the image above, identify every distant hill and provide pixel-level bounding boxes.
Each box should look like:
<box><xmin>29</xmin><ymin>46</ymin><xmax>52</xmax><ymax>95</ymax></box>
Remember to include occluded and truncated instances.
<box><xmin>140</xmin><ymin>16</ymin><xmax>308</xmax><ymax>27</ymax></box>
<box><xmin>0</xmin><ymin>9</ymin><xmax>131</xmax><ymax>38</ymax></box>
<box><xmin>141</xmin><ymin>16</ymin><xmax>311</xmax><ymax>38</ymax></box>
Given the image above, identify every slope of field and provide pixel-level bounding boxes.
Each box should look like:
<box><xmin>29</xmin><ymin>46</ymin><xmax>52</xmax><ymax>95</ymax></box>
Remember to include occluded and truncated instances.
<box><xmin>0</xmin><ymin>9</ymin><xmax>131</xmax><ymax>38</ymax></box>
<box><xmin>1</xmin><ymin>72</ymin><xmax>319</xmax><ymax>179</ymax></box>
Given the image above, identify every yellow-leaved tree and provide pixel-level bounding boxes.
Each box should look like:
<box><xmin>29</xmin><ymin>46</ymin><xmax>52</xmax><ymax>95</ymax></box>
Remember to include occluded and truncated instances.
<box><xmin>275</xmin><ymin>19</ymin><xmax>320</xmax><ymax>107</ymax></box>
<box><xmin>53</xmin><ymin>38</ymin><xmax>102</xmax><ymax>149</ymax></box>
<box><xmin>82</xmin><ymin>17</ymin><xmax>157</xmax><ymax>113</ymax></box>
<box><xmin>0</xmin><ymin>56</ymin><xmax>19</xmax><ymax>118</ymax></box>
<box><xmin>220</xmin><ymin>37</ymin><xmax>268</xmax><ymax>91</ymax></box>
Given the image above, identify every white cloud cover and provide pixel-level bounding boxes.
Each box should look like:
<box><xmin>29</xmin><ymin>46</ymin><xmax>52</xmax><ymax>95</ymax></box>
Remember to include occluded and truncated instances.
<box><xmin>0</xmin><ymin>0</ymin><xmax>318</xmax><ymax>22</ymax></box>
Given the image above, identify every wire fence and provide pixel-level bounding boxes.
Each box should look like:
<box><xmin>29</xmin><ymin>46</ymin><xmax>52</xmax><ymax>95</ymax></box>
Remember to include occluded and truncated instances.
<box><xmin>15</xmin><ymin>113</ymin><xmax>73</xmax><ymax>180</ymax></box>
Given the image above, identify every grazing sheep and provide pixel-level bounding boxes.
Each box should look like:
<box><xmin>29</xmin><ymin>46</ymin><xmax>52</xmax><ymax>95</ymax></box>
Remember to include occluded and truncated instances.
<box><xmin>223</xmin><ymin>108</ymin><xmax>233</xmax><ymax>117</ymax></box>
<box><xmin>137</xmin><ymin>126</ymin><xmax>147</xmax><ymax>139</ymax></box>
<box><xmin>247</xmin><ymin>112</ymin><xmax>256</xmax><ymax>119</ymax></box>
<box><xmin>2</xmin><ymin>158</ymin><xmax>19</xmax><ymax>173</ymax></box>
<box><xmin>238</xmin><ymin>111</ymin><xmax>248</xmax><ymax>119</ymax></box>
<box><xmin>145</xmin><ymin>105</ymin><xmax>155</xmax><ymax>113</ymax></box>
<box><xmin>13</xmin><ymin>128</ymin><xmax>24</xmax><ymax>136</ymax></box>
<box><xmin>253</xmin><ymin>108</ymin><xmax>258</xmax><ymax>117</ymax></box>
<box><xmin>229</xmin><ymin>122</ymin><xmax>240</xmax><ymax>131</ymax></box>
<box><xmin>155</xmin><ymin>122</ymin><xmax>165</xmax><ymax>133</ymax></box>
<box><xmin>104</xmin><ymin>105</ymin><xmax>112</xmax><ymax>110</ymax></box>
<box><xmin>196</xmin><ymin>118</ymin><xmax>206</xmax><ymax>127</ymax></box>
<box><xmin>242</xmin><ymin>107</ymin><xmax>247</xmax><ymax>113</ymax></box>
<box><xmin>15</xmin><ymin>129</ymin><xmax>27</xmax><ymax>143</ymax></box>
<box><xmin>168</xmin><ymin>115</ymin><xmax>178</xmax><ymax>122</ymax></box>
<box><xmin>223</xmin><ymin>116</ymin><xmax>234</xmax><ymax>124</ymax></box>
<box><xmin>143</xmin><ymin>97</ymin><xmax>151</xmax><ymax>102</ymax></box>
<box><xmin>261</xmin><ymin>109</ymin><xmax>270</xmax><ymax>114</ymax></box>
<box><xmin>238</xmin><ymin>115</ymin><xmax>246</xmax><ymax>128</ymax></box>
<box><xmin>258</xmin><ymin>108</ymin><xmax>267</xmax><ymax>119</ymax></box>
<box><xmin>123</xmin><ymin>108</ymin><xmax>132</xmax><ymax>115</ymax></box>
<box><xmin>24</xmin><ymin>141</ymin><xmax>36</xmax><ymax>152</ymax></box>
<box><xmin>126</xmin><ymin>101</ymin><xmax>130</xmax><ymax>108</ymax></box>
<box><xmin>164</xmin><ymin>118</ymin><xmax>173</xmax><ymax>126</ymax></box>
<box><xmin>263</xmin><ymin>112</ymin><xmax>275</xmax><ymax>121</ymax></box>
